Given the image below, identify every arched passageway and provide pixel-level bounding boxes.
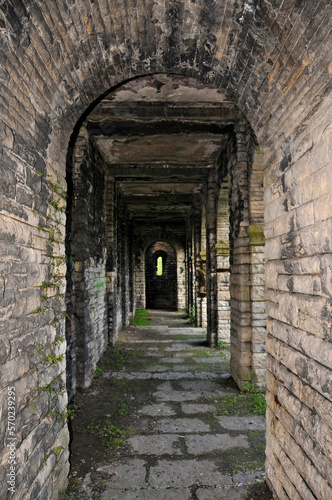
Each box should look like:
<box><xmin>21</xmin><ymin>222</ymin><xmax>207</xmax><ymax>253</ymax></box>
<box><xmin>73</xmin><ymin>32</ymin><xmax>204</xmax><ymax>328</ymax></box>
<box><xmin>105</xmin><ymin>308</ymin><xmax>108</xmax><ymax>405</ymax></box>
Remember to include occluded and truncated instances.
<box><xmin>1</xmin><ymin>2</ymin><xmax>331</xmax><ymax>499</ymax></box>
<box><xmin>145</xmin><ymin>241</ymin><xmax>178</xmax><ymax>310</ymax></box>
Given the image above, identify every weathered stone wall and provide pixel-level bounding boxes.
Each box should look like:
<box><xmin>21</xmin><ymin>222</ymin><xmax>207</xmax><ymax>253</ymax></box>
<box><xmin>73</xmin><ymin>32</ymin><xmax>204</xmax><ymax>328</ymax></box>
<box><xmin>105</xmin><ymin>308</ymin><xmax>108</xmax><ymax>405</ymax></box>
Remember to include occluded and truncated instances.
<box><xmin>263</xmin><ymin>83</ymin><xmax>332</xmax><ymax>500</ymax></box>
<box><xmin>1</xmin><ymin>1</ymin><xmax>331</xmax><ymax>498</ymax></box>
<box><xmin>69</xmin><ymin>127</ymin><xmax>108</xmax><ymax>389</ymax></box>
<box><xmin>228</xmin><ymin>126</ymin><xmax>266</xmax><ymax>390</ymax></box>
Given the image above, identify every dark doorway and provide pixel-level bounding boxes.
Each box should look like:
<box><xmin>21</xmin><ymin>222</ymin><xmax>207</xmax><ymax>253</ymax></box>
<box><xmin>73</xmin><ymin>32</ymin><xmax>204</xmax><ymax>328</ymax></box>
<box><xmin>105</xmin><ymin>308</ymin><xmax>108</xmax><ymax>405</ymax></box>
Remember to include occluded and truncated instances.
<box><xmin>145</xmin><ymin>241</ymin><xmax>177</xmax><ymax>310</ymax></box>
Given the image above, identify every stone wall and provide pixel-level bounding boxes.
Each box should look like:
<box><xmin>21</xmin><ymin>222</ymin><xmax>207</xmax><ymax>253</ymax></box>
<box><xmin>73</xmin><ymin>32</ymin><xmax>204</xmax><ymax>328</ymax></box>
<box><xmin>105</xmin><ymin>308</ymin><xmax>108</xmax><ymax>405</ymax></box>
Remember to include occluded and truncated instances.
<box><xmin>1</xmin><ymin>1</ymin><xmax>331</xmax><ymax>498</ymax></box>
<box><xmin>263</xmin><ymin>79</ymin><xmax>332</xmax><ymax>500</ymax></box>
<box><xmin>69</xmin><ymin>127</ymin><xmax>108</xmax><ymax>389</ymax></box>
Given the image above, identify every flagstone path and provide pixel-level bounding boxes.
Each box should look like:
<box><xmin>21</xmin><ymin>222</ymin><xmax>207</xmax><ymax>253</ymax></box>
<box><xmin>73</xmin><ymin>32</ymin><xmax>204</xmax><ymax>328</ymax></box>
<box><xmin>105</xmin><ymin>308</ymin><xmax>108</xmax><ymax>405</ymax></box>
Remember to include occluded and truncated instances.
<box><xmin>67</xmin><ymin>311</ymin><xmax>271</xmax><ymax>499</ymax></box>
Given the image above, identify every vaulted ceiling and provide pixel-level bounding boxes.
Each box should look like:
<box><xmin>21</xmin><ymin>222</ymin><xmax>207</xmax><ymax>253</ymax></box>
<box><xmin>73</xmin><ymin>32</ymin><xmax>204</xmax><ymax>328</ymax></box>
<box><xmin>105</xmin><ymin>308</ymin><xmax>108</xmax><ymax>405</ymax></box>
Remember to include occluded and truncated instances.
<box><xmin>87</xmin><ymin>74</ymin><xmax>244</xmax><ymax>233</ymax></box>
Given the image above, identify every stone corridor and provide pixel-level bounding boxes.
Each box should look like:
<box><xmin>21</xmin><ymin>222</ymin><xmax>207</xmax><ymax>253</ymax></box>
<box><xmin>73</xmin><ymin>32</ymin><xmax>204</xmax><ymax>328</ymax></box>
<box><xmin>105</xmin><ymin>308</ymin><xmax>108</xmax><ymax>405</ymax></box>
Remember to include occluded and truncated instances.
<box><xmin>67</xmin><ymin>311</ymin><xmax>270</xmax><ymax>499</ymax></box>
<box><xmin>1</xmin><ymin>2</ymin><xmax>332</xmax><ymax>498</ymax></box>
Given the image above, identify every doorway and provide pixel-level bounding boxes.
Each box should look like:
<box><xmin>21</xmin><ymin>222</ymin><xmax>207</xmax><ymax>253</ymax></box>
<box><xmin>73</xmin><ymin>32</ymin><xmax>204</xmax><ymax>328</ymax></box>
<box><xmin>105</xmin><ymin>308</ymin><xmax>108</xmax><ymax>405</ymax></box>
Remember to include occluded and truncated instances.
<box><xmin>145</xmin><ymin>241</ymin><xmax>177</xmax><ymax>310</ymax></box>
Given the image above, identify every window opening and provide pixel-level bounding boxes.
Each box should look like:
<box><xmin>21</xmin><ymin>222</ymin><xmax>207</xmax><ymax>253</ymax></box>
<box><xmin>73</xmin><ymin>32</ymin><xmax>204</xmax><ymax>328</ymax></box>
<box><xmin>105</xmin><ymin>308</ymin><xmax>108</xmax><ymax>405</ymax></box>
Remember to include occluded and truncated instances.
<box><xmin>156</xmin><ymin>256</ymin><xmax>163</xmax><ymax>276</ymax></box>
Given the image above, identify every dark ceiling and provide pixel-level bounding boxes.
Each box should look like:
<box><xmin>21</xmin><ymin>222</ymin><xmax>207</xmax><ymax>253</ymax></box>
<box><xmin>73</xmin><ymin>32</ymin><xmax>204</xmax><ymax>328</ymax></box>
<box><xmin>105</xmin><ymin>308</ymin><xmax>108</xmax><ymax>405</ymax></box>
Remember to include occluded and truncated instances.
<box><xmin>87</xmin><ymin>75</ymin><xmax>243</xmax><ymax>232</ymax></box>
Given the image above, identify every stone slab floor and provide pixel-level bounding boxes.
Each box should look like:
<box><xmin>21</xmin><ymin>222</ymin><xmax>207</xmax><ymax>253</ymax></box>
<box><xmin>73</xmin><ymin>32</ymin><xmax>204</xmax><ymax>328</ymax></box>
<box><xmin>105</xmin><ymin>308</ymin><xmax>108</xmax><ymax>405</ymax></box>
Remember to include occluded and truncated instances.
<box><xmin>65</xmin><ymin>311</ymin><xmax>272</xmax><ymax>499</ymax></box>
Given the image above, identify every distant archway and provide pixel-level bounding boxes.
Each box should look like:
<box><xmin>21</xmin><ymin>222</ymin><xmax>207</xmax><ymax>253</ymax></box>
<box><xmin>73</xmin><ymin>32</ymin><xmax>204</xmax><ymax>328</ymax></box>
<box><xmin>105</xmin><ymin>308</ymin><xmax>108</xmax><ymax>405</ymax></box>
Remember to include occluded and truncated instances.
<box><xmin>145</xmin><ymin>241</ymin><xmax>177</xmax><ymax>310</ymax></box>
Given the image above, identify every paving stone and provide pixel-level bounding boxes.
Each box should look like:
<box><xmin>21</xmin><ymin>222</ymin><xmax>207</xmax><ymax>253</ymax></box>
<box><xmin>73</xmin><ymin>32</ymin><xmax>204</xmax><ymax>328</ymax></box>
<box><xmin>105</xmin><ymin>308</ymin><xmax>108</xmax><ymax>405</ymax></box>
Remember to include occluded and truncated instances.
<box><xmin>153</xmin><ymin>388</ymin><xmax>202</xmax><ymax>401</ymax></box>
<box><xmin>173</xmin><ymin>352</ymin><xmax>193</xmax><ymax>357</ymax></box>
<box><xmin>194</xmin><ymin>357</ymin><xmax>228</xmax><ymax>364</ymax></box>
<box><xmin>140</xmin><ymin>403</ymin><xmax>176</xmax><ymax>416</ymax></box>
<box><xmin>185</xmin><ymin>434</ymin><xmax>249</xmax><ymax>454</ymax></box>
<box><xmin>178</xmin><ymin>380</ymin><xmax>224</xmax><ymax>392</ymax></box>
<box><xmin>101</xmin><ymin>488</ymin><xmax>191</xmax><ymax>500</ymax></box>
<box><xmin>155</xmin><ymin>418</ymin><xmax>211</xmax><ymax>433</ymax></box>
<box><xmin>181</xmin><ymin>403</ymin><xmax>216</xmax><ymax>414</ymax></box>
<box><xmin>146</xmin><ymin>366</ymin><xmax>169</xmax><ymax>372</ymax></box>
<box><xmin>149</xmin><ymin>459</ymin><xmax>233</xmax><ymax>488</ymax></box>
<box><xmin>112</xmin><ymin>371</ymin><xmax>194</xmax><ymax>380</ymax></box>
<box><xmin>127</xmin><ymin>434</ymin><xmax>183</xmax><ymax>455</ymax></box>
<box><xmin>103</xmin><ymin>460</ymin><xmax>147</xmax><ymax>490</ymax></box>
<box><xmin>217</xmin><ymin>415</ymin><xmax>266</xmax><ymax>431</ymax></box>
<box><xmin>151</xmin><ymin>372</ymin><xmax>194</xmax><ymax>379</ymax></box>
<box><xmin>232</xmin><ymin>469</ymin><xmax>266</xmax><ymax>485</ymax></box>
<box><xmin>196</xmin><ymin>485</ymin><xmax>248</xmax><ymax>499</ymax></box>
<box><xmin>160</xmin><ymin>357</ymin><xmax>185</xmax><ymax>363</ymax></box>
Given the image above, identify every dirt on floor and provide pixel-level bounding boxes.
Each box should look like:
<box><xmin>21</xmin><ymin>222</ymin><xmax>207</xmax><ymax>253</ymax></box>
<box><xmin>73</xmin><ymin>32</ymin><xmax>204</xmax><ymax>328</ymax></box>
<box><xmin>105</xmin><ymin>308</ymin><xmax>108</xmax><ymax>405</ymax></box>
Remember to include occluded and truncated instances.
<box><xmin>62</xmin><ymin>311</ymin><xmax>273</xmax><ymax>500</ymax></box>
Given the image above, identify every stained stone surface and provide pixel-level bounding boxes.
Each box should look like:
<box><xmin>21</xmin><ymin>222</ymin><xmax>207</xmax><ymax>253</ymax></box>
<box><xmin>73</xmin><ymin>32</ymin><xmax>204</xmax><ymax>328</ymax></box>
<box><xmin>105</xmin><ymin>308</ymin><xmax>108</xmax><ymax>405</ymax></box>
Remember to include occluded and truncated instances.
<box><xmin>217</xmin><ymin>415</ymin><xmax>266</xmax><ymax>431</ymax></box>
<box><xmin>127</xmin><ymin>434</ymin><xmax>183</xmax><ymax>455</ymax></box>
<box><xmin>139</xmin><ymin>403</ymin><xmax>176</xmax><ymax>416</ymax></box>
<box><xmin>149</xmin><ymin>460</ymin><xmax>233</xmax><ymax>488</ymax></box>
<box><xmin>185</xmin><ymin>434</ymin><xmax>249</xmax><ymax>454</ymax></box>
<box><xmin>102</xmin><ymin>460</ymin><xmax>147</xmax><ymax>489</ymax></box>
<box><xmin>154</xmin><ymin>418</ymin><xmax>211</xmax><ymax>433</ymax></box>
<box><xmin>101</xmin><ymin>488</ymin><xmax>192</xmax><ymax>500</ymax></box>
<box><xmin>196</xmin><ymin>486</ymin><xmax>248</xmax><ymax>500</ymax></box>
<box><xmin>181</xmin><ymin>404</ymin><xmax>215</xmax><ymax>414</ymax></box>
<box><xmin>67</xmin><ymin>311</ymin><xmax>270</xmax><ymax>499</ymax></box>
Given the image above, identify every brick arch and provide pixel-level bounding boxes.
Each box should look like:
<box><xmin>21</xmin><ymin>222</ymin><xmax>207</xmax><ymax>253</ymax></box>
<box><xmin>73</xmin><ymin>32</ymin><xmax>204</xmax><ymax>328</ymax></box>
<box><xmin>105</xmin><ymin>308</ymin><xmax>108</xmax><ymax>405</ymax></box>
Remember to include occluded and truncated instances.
<box><xmin>145</xmin><ymin>241</ymin><xmax>178</xmax><ymax>310</ymax></box>
<box><xmin>14</xmin><ymin>0</ymin><xmax>328</xmax><ymax>175</ymax></box>
<box><xmin>136</xmin><ymin>229</ymin><xmax>185</xmax><ymax>255</ymax></box>
<box><xmin>1</xmin><ymin>2</ymin><xmax>332</xmax><ymax>499</ymax></box>
<box><xmin>134</xmin><ymin>230</ymin><xmax>187</xmax><ymax>311</ymax></box>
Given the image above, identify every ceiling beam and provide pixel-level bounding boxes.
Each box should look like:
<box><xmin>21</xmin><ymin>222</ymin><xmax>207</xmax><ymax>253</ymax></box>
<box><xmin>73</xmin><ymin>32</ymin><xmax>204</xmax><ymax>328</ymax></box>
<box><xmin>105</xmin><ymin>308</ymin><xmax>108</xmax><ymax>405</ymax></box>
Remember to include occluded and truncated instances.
<box><xmin>88</xmin><ymin>119</ymin><xmax>234</xmax><ymax>137</ymax></box>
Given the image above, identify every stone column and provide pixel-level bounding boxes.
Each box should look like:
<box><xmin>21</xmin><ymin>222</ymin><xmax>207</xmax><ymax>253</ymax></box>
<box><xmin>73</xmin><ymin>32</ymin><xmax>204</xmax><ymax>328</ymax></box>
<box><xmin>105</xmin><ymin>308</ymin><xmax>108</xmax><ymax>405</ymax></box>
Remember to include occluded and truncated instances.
<box><xmin>229</xmin><ymin>125</ymin><xmax>252</xmax><ymax>389</ymax></box>
<box><xmin>105</xmin><ymin>175</ymin><xmax>118</xmax><ymax>344</ymax></box>
<box><xmin>229</xmin><ymin>127</ymin><xmax>266</xmax><ymax>390</ymax></box>
<box><xmin>193</xmin><ymin>214</ymin><xmax>201</xmax><ymax>324</ymax></box>
<box><xmin>200</xmin><ymin>205</ymin><xmax>207</xmax><ymax>328</ymax></box>
<box><xmin>187</xmin><ymin>231</ymin><xmax>194</xmax><ymax>317</ymax></box>
<box><xmin>248</xmin><ymin>225</ymin><xmax>265</xmax><ymax>389</ymax></box>
<box><xmin>216</xmin><ymin>180</ymin><xmax>231</xmax><ymax>344</ymax></box>
<box><xmin>206</xmin><ymin>172</ymin><xmax>218</xmax><ymax>346</ymax></box>
<box><xmin>128</xmin><ymin>220</ymin><xmax>135</xmax><ymax>316</ymax></box>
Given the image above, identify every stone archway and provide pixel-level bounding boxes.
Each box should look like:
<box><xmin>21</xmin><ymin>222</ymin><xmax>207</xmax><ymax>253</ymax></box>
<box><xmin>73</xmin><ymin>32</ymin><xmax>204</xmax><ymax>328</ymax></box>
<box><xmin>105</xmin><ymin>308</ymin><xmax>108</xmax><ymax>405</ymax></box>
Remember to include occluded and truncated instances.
<box><xmin>1</xmin><ymin>2</ymin><xmax>331</xmax><ymax>499</ymax></box>
<box><xmin>145</xmin><ymin>241</ymin><xmax>178</xmax><ymax>310</ymax></box>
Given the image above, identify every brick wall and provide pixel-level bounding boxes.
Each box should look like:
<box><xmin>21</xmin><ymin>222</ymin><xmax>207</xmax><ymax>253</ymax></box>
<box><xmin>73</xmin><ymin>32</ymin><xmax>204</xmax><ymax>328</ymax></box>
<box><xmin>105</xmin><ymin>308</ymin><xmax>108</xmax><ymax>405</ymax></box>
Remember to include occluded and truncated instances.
<box><xmin>69</xmin><ymin>127</ymin><xmax>108</xmax><ymax>389</ymax></box>
<box><xmin>1</xmin><ymin>1</ymin><xmax>331</xmax><ymax>498</ymax></box>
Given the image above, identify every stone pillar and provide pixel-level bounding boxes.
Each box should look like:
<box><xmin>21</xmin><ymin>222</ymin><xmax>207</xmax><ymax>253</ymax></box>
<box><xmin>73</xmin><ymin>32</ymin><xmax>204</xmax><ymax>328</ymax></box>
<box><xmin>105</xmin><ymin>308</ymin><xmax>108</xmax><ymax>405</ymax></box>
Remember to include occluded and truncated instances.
<box><xmin>71</xmin><ymin>127</ymin><xmax>108</xmax><ymax>388</ymax></box>
<box><xmin>216</xmin><ymin>180</ymin><xmax>231</xmax><ymax>344</ymax></box>
<box><xmin>229</xmin><ymin>128</ymin><xmax>266</xmax><ymax>390</ymax></box>
<box><xmin>119</xmin><ymin>204</ymin><xmax>130</xmax><ymax>327</ymax></box>
<box><xmin>105</xmin><ymin>175</ymin><xmax>118</xmax><ymax>344</ymax></box>
<box><xmin>249</xmin><ymin>225</ymin><xmax>266</xmax><ymax>388</ymax></box>
<box><xmin>187</xmin><ymin>232</ymin><xmax>194</xmax><ymax>317</ymax></box>
<box><xmin>206</xmin><ymin>172</ymin><xmax>218</xmax><ymax>346</ymax></box>
<box><xmin>177</xmin><ymin>245</ymin><xmax>187</xmax><ymax>310</ymax></box>
<box><xmin>200</xmin><ymin>205</ymin><xmax>207</xmax><ymax>328</ymax></box>
<box><xmin>229</xmin><ymin>125</ymin><xmax>252</xmax><ymax>389</ymax></box>
<box><xmin>128</xmin><ymin>220</ymin><xmax>135</xmax><ymax>316</ymax></box>
<box><xmin>193</xmin><ymin>215</ymin><xmax>202</xmax><ymax>326</ymax></box>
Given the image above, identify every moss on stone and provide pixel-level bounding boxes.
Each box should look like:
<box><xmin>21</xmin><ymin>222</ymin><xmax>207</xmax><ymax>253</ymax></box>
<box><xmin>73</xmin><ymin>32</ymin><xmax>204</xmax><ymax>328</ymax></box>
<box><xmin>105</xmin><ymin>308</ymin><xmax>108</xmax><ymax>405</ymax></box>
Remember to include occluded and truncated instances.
<box><xmin>248</xmin><ymin>225</ymin><xmax>265</xmax><ymax>245</ymax></box>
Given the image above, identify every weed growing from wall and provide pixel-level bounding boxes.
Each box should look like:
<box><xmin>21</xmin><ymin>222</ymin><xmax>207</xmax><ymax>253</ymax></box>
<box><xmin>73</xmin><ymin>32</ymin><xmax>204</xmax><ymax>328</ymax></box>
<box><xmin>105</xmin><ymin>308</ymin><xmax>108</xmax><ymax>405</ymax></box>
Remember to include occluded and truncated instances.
<box><xmin>187</xmin><ymin>306</ymin><xmax>196</xmax><ymax>326</ymax></box>
<box><xmin>29</xmin><ymin>173</ymin><xmax>74</xmax><ymax>423</ymax></box>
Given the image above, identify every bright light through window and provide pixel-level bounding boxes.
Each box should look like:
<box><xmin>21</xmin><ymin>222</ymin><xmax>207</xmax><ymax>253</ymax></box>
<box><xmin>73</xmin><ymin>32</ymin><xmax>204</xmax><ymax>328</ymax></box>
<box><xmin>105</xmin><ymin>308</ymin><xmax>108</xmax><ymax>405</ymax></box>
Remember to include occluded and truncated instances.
<box><xmin>156</xmin><ymin>256</ymin><xmax>163</xmax><ymax>276</ymax></box>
